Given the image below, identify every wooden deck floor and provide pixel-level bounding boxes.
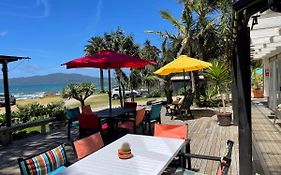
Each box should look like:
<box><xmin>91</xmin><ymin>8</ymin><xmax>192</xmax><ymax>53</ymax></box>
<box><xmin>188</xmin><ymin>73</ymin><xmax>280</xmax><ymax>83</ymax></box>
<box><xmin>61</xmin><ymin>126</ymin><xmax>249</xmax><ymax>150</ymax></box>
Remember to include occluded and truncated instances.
<box><xmin>252</xmin><ymin>100</ymin><xmax>281</xmax><ymax>175</ymax></box>
<box><xmin>162</xmin><ymin>108</ymin><xmax>239</xmax><ymax>175</ymax></box>
<box><xmin>6</xmin><ymin>101</ymin><xmax>281</xmax><ymax>175</ymax></box>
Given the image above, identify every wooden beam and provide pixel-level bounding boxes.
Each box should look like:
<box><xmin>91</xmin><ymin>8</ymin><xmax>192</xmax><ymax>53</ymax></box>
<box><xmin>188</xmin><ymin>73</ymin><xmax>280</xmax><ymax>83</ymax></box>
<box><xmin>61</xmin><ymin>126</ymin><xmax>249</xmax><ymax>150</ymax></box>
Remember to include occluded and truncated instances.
<box><xmin>236</xmin><ymin>18</ymin><xmax>252</xmax><ymax>175</ymax></box>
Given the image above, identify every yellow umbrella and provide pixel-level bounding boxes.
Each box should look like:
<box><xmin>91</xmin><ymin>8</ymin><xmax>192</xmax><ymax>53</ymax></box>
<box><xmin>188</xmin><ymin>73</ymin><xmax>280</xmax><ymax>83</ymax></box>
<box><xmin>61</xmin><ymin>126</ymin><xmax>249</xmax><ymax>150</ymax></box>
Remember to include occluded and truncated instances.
<box><xmin>154</xmin><ymin>55</ymin><xmax>212</xmax><ymax>75</ymax></box>
<box><xmin>154</xmin><ymin>55</ymin><xmax>212</xmax><ymax>92</ymax></box>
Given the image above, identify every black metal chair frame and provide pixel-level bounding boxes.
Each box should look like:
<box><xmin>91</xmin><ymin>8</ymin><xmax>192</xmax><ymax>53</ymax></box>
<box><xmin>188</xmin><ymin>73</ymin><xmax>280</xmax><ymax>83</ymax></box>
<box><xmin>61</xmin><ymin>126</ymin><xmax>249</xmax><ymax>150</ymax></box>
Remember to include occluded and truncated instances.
<box><xmin>178</xmin><ymin>140</ymin><xmax>234</xmax><ymax>174</ymax></box>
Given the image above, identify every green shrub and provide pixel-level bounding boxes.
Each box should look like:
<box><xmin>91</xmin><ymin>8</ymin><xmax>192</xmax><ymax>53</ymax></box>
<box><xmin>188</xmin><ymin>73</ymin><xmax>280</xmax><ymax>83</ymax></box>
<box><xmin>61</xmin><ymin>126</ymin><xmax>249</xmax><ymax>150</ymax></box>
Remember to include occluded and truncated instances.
<box><xmin>0</xmin><ymin>113</ymin><xmax>6</xmax><ymax>126</ymax></box>
<box><xmin>146</xmin><ymin>90</ymin><xmax>163</xmax><ymax>98</ymax></box>
<box><xmin>176</xmin><ymin>87</ymin><xmax>192</xmax><ymax>96</ymax></box>
<box><xmin>46</xmin><ymin>103</ymin><xmax>65</xmax><ymax>121</ymax></box>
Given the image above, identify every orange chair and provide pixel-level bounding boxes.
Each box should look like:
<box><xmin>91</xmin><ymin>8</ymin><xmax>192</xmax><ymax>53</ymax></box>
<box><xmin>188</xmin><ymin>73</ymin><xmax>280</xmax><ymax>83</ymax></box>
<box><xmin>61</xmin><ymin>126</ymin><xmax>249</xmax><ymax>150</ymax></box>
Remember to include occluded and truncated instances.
<box><xmin>154</xmin><ymin>124</ymin><xmax>191</xmax><ymax>169</ymax></box>
<box><xmin>73</xmin><ymin>132</ymin><xmax>104</xmax><ymax>160</ymax></box>
<box><xmin>82</xmin><ymin>105</ymin><xmax>92</xmax><ymax>114</ymax></box>
<box><xmin>154</xmin><ymin>123</ymin><xmax>188</xmax><ymax>140</ymax></box>
<box><xmin>118</xmin><ymin>108</ymin><xmax>146</xmax><ymax>134</ymax></box>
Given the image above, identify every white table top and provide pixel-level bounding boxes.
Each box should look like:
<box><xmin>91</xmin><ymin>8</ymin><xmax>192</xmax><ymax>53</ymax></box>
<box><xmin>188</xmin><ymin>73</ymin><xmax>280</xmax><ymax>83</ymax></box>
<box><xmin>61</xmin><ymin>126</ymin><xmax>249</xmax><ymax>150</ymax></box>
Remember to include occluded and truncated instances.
<box><xmin>60</xmin><ymin>134</ymin><xmax>185</xmax><ymax>175</ymax></box>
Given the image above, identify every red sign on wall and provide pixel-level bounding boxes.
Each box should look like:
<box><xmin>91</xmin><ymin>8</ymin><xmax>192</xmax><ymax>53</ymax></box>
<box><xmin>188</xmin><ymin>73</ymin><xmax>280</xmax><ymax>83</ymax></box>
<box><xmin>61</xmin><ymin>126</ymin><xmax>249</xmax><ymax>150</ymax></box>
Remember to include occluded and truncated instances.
<box><xmin>265</xmin><ymin>69</ymin><xmax>270</xmax><ymax>76</ymax></box>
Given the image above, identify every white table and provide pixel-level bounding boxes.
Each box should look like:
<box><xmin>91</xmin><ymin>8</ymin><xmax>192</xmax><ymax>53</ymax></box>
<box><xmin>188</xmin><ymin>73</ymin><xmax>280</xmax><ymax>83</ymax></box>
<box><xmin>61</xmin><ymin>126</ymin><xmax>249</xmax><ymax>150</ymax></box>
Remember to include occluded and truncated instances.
<box><xmin>60</xmin><ymin>134</ymin><xmax>185</xmax><ymax>175</ymax></box>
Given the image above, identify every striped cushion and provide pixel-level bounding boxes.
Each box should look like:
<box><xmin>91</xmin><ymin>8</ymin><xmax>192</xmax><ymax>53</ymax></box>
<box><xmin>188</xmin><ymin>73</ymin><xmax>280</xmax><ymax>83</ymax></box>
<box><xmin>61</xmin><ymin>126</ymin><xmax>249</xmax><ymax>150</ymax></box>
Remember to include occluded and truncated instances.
<box><xmin>19</xmin><ymin>145</ymin><xmax>67</xmax><ymax>175</ymax></box>
<box><xmin>45</xmin><ymin>145</ymin><xmax>67</xmax><ymax>170</ymax></box>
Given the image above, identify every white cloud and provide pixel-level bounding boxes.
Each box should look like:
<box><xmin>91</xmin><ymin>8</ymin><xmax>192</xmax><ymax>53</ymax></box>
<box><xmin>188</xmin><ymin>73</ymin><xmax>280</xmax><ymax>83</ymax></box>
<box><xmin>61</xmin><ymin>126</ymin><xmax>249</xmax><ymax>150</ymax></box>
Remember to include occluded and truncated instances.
<box><xmin>0</xmin><ymin>31</ymin><xmax>8</xmax><ymax>37</ymax></box>
<box><xmin>0</xmin><ymin>0</ymin><xmax>49</xmax><ymax>18</ymax></box>
<box><xmin>83</xmin><ymin>0</ymin><xmax>103</xmax><ymax>33</ymax></box>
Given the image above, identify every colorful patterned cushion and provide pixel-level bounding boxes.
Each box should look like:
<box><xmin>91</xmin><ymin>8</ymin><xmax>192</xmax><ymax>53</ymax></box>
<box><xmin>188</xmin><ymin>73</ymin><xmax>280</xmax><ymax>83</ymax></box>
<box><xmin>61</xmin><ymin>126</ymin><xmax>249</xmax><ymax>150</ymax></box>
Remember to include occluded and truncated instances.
<box><xmin>18</xmin><ymin>144</ymin><xmax>67</xmax><ymax>175</ymax></box>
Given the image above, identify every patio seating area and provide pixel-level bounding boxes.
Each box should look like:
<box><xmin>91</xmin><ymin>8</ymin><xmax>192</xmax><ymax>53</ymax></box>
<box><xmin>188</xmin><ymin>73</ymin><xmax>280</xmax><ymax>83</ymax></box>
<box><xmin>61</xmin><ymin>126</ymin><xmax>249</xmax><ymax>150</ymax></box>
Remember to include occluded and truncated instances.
<box><xmin>1</xmin><ymin>98</ymin><xmax>280</xmax><ymax>174</ymax></box>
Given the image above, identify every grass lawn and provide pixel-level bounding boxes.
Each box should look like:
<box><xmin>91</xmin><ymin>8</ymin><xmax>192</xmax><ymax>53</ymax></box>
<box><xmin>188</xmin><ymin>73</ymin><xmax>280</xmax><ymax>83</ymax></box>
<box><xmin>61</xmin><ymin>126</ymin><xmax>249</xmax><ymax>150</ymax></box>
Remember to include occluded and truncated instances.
<box><xmin>67</xmin><ymin>93</ymin><xmax>164</xmax><ymax>109</ymax></box>
<box><xmin>2</xmin><ymin>93</ymin><xmax>164</xmax><ymax>138</ymax></box>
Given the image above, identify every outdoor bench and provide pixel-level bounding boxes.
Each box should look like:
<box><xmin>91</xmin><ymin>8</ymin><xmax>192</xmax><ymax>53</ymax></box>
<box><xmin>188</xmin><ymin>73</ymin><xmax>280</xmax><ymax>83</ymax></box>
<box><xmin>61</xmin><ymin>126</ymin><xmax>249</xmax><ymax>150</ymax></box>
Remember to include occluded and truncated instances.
<box><xmin>0</xmin><ymin>117</ymin><xmax>56</xmax><ymax>146</ymax></box>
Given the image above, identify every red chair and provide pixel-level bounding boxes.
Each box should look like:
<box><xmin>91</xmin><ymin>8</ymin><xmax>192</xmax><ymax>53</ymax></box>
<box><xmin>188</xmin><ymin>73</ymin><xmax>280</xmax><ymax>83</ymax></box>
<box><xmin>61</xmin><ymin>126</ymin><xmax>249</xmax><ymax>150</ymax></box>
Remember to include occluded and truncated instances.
<box><xmin>73</xmin><ymin>132</ymin><xmax>104</xmax><ymax>160</ymax></box>
<box><xmin>154</xmin><ymin>124</ymin><xmax>191</xmax><ymax>169</ymax></box>
<box><xmin>118</xmin><ymin>108</ymin><xmax>146</xmax><ymax>134</ymax></box>
<box><xmin>78</xmin><ymin>113</ymin><xmax>109</xmax><ymax>138</ymax></box>
<box><xmin>124</xmin><ymin>102</ymin><xmax>137</xmax><ymax>109</ymax></box>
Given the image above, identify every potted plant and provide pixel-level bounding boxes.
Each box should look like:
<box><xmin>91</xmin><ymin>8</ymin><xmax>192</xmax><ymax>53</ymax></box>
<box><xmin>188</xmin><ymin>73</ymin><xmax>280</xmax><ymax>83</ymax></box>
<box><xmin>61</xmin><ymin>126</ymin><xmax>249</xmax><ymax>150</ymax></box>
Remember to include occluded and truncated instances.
<box><xmin>251</xmin><ymin>68</ymin><xmax>263</xmax><ymax>98</ymax></box>
<box><xmin>203</xmin><ymin>60</ymin><xmax>232</xmax><ymax>126</ymax></box>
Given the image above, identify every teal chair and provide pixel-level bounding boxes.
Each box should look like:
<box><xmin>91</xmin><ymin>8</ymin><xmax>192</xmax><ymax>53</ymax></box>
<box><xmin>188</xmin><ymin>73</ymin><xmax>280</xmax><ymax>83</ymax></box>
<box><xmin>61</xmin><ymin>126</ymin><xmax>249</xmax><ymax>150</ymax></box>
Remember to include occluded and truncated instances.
<box><xmin>145</xmin><ymin>103</ymin><xmax>162</xmax><ymax>135</ymax></box>
<box><xmin>65</xmin><ymin>107</ymin><xmax>80</xmax><ymax>140</ymax></box>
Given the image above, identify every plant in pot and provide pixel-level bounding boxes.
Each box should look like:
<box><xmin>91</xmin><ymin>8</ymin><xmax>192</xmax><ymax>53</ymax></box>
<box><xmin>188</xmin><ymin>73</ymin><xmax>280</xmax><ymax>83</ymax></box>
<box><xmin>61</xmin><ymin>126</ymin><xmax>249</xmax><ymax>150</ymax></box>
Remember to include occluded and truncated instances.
<box><xmin>251</xmin><ymin>68</ymin><xmax>263</xmax><ymax>98</ymax></box>
<box><xmin>203</xmin><ymin>60</ymin><xmax>232</xmax><ymax>126</ymax></box>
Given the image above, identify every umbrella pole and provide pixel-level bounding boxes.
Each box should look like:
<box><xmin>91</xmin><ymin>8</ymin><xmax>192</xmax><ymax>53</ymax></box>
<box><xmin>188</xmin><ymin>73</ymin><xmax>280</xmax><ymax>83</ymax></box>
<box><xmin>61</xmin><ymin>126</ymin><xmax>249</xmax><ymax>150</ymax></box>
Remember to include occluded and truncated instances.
<box><xmin>183</xmin><ymin>69</ymin><xmax>186</xmax><ymax>94</ymax></box>
<box><xmin>108</xmin><ymin>69</ymin><xmax>112</xmax><ymax>112</ymax></box>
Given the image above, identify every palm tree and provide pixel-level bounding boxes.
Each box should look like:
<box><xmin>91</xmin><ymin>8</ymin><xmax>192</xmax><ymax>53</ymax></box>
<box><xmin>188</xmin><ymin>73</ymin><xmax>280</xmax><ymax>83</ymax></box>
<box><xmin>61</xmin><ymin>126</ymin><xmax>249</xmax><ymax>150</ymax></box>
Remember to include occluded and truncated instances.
<box><xmin>138</xmin><ymin>40</ymin><xmax>161</xmax><ymax>93</ymax></box>
<box><xmin>61</xmin><ymin>82</ymin><xmax>96</xmax><ymax>108</ymax></box>
<box><xmin>146</xmin><ymin>0</ymin><xmax>230</xmax><ymax>103</ymax></box>
<box><xmin>85</xmin><ymin>37</ymin><xmax>106</xmax><ymax>92</ymax></box>
<box><xmin>85</xmin><ymin>28</ymin><xmax>140</xmax><ymax>107</ymax></box>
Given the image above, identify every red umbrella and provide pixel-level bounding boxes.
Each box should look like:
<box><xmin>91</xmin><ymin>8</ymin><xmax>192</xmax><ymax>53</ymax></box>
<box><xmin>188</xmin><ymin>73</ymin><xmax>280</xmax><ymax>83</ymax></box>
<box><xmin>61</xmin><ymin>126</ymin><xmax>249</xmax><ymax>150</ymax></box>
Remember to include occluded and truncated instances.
<box><xmin>62</xmin><ymin>50</ymin><xmax>156</xmax><ymax>110</ymax></box>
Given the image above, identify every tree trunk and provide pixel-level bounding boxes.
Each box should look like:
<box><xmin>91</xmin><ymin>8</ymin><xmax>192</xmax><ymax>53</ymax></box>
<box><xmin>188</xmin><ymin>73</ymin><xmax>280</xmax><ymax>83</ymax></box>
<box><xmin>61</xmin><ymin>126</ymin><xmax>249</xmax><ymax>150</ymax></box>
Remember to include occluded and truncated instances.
<box><xmin>118</xmin><ymin>83</ymin><xmax>123</xmax><ymax>108</ymax></box>
<box><xmin>80</xmin><ymin>100</ymin><xmax>85</xmax><ymax>108</ymax></box>
<box><xmin>164</xmin><ymin>76</ymin><xmax>173</xmax><ymax>104</ymax></box>
<box><xmin>100</xmin><ymin>69</ymin><xmax>104</xmax><ymax>92</ymax></box>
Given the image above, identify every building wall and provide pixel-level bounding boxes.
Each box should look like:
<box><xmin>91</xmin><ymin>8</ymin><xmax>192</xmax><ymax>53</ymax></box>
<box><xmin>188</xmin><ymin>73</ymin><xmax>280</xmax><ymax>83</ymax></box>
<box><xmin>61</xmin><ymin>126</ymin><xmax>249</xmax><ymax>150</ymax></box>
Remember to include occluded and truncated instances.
<box><xmin>268</xmin><ymin>53</ymin><xmax>281</xmax><ymax>110</ymax></box>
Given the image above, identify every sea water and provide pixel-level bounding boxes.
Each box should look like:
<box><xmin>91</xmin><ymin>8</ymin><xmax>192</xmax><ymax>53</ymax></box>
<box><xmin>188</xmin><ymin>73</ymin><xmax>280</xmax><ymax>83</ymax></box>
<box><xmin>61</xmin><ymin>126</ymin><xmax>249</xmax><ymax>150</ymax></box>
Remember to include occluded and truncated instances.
<box><xmin>0</xmin><ymin>83</ymin><xmax>105</xmax><ymax>100</ymax></box>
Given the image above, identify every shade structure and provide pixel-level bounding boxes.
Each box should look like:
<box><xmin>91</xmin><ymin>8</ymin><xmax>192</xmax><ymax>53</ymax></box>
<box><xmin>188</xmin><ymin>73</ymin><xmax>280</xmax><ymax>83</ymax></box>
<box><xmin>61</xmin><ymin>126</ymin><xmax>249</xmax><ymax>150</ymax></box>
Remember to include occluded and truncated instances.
<box><xmin>63</xmin><ymin>50</ymin><xmax>156</xmax><ymax>69</ymax></box>
<box><xmin>62</xmin><ymin>50</ymin><xmax>156</xmax><ymax>111</ymax></box>
<box><xmin>154</xmin><ymin>55</ymin><xmax>212</xmax><ymax>92</ymax></box>
<box><xmin>154</xmin><ymin>55</ymin><xmax>212</xmax><ymax>76</ymax></box>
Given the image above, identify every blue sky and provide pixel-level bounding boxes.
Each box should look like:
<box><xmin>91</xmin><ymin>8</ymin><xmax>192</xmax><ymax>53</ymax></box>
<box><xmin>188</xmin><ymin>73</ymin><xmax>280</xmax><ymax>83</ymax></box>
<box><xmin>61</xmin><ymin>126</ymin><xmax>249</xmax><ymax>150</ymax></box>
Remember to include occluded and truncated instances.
<box><xmin>0</xmin><ymin>0</ymin><xmax>182</xmax><ymax>78</ymax></box>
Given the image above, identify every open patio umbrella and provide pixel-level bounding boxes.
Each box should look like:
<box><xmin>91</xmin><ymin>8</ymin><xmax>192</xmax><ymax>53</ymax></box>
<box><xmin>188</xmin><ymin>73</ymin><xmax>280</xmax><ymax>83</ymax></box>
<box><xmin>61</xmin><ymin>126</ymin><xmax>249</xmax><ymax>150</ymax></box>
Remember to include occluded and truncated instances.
<box><xmin>154</xmin><ymin>55</ymin><xmax>212</xmax><ymax>91</ymax></box>
<box><xmin>62</xmin><ymin>50</ymin><xmax>156</xmax><ymax>111</ymax></box>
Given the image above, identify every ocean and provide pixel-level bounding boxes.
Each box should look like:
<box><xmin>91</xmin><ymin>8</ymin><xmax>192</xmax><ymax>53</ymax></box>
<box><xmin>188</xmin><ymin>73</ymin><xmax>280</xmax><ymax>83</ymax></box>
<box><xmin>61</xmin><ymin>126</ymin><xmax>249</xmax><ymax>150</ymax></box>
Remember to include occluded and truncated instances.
<box><xmin>0</xmin><ymin>83</ymin><xmax>106</xmax><ymax>100</ymax></box>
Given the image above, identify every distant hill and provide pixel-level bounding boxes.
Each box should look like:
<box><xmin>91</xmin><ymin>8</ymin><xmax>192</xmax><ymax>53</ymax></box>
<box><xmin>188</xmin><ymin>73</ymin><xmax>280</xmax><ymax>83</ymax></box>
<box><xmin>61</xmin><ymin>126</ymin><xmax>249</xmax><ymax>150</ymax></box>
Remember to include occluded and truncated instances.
<box><xmin>0</xmin><ymin>73</ymin><xmax>114</xmax><ymax>86</ymax></box>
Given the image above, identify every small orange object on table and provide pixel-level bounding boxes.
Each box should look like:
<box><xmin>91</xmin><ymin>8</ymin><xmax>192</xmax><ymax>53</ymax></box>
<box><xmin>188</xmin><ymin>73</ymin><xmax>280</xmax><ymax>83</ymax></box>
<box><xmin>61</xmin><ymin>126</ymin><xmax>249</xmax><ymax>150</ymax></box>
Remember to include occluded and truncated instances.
<box><xmin>118</xmin><ymin>142</ymin><xmax>133</xmax><ymax>159</ymax></box>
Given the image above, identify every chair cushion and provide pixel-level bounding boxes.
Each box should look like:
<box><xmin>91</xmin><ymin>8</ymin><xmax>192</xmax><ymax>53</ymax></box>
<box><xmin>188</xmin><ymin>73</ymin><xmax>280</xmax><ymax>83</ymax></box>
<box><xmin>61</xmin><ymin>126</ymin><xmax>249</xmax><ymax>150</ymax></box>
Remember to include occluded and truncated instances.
<box><xmin>19</xmin><ymin>145</ymin><xmax>67</xmax><ymax>175</ymax></box>
<box><xmin>72</xmin><ymin>121</ymin><xmax>79</xmax><ymax>127</ymax></box>
<box><xmin>45</xmin><ymin>145</ymin><xmax>67</xmax><ymax>170</ymax></box>
<box><xmin>47</xmin><ymin>166</ymin><xmax>66</xmax><ymax>175</ymax></box>
<box><xmin>101</xmin><ymin>123</ymin><xmax>109</xmax><ymax>130</ymax></box>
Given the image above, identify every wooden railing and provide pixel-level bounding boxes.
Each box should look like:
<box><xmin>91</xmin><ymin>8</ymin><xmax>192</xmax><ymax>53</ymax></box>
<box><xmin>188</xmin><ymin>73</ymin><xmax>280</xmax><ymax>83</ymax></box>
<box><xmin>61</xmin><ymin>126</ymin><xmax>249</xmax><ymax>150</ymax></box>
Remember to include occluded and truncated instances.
<box><xmin>0</xmin><ymin>117</ymin><xmax>56</xmax><ymax>146</ymax></box>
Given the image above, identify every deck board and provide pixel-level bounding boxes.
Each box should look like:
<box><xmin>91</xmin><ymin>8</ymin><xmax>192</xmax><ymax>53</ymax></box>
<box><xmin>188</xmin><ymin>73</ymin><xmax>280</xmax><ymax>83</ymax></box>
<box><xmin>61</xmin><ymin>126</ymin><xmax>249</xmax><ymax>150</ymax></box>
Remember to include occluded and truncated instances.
<box><xmin>162</xmin><ymin>107</ymin><xmax>239</xmax><ymax>175</ymax></box>
<box><xmin>252</xmin><ymin>100</ymin><xmax>281</xmax><ymax>175</ymax></box>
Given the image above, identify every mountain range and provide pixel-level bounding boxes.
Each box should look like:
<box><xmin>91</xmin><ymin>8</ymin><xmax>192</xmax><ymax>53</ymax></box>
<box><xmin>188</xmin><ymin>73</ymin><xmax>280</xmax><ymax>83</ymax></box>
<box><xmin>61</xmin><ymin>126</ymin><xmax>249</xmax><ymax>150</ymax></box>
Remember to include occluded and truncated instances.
<box><xmin>0</xmin><ymin>73</ymin><xmax>115</xmax><ymax>86</ymax></box>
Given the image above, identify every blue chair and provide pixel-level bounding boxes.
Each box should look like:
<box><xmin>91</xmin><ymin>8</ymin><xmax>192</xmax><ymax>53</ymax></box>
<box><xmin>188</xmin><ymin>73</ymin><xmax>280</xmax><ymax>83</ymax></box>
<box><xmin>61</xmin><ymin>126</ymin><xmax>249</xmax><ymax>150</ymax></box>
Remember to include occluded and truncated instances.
<box><xmin>145</xmin><ymin>103</ymin><xmax>162</xmax><ymax>135</ymax></box>
<box><xmin>65</xmin><ymin>107</ymin><xmax>80</xmax><ymax>140</ymax></box>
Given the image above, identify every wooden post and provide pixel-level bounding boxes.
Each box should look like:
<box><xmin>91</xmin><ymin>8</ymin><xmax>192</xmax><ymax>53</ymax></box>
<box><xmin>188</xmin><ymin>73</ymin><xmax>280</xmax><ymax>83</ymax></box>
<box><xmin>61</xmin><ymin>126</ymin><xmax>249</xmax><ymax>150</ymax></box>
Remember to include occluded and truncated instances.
<box><xmin>41</xmin><ymin>124</ymin><xmax>46</xmax><ymax>134</ymax></box>
<box><xmin>2</xmin><ymin>60</ymin><xmax>12</xmax><ymax>127</ymax></box>
<box><xmin>236</xmin><ymin>16</ymin><xmax>252</xmax><ymax>175</ymax></box>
